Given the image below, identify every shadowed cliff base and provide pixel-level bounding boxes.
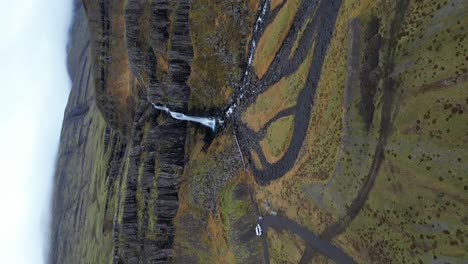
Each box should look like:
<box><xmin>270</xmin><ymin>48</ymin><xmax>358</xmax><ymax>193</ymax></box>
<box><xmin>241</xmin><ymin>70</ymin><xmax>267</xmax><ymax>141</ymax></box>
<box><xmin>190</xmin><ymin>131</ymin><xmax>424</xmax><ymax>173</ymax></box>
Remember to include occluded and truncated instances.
<box><xmin>50</xmin><ymin>0</ymin><xmax>468</xmax><ymax>263</ymax></box>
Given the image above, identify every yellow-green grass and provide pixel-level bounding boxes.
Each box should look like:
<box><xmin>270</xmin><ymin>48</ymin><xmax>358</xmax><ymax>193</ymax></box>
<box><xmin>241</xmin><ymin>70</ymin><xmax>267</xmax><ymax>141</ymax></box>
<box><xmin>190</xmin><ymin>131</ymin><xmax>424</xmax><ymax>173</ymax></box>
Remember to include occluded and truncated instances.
<box><xmin>270</xmin><ymin>0</ymin><xmax>283</xmax><ymax>10</ymax></box>
<box><xmin>243</xmin><ymin>45</ymin><xmax>314</xmax><ymax>132</ymax></box>
<box><xmin>206</xmin><ymin>212</ymin><xmax>237</xmax><ymax>263</ymax></box>
<box><xmin>87</xmin><ymin>0</ymin><xmax>131</xmax><ymax>128</ymax></box>
<box><xmin>220</xmin><ymin>183</ymin><xmax>252</xmax><ymax>228</ymax></box>
<box><xmin>250</xmin><ymin>149</ymin><xmax>264</xmax><ymax>169</ymax></box>
<box><xmin>256</xmin><ymin>0</ymin><xmax>416</xmax><ymax>229</ymax></box>
<box><xmin>173</xmin><ymin>127</ymin><xmax>251</xmax><ymax>263</ymax></box>
<box><xmin>189</xmin><ymin>0</ymin><xmax>257</xmax><ymax>109</ymax></box>
<box><xmin>249</xmin><ymin>0</ymin><xmax>259</xmax><ymax>11</ymax></box>
<box><xmin>220</xmin><ymin>180</ymin><xmax>263</xmax><ymax>263</ymax></box>
<box><xmin>53</xmin><ymin>101</ymin><xmax>116</xmax><ymax>263</ymax></box>
<box><xmin>81</xmin><ymin>109</ymin><xmax>115</xmax><ymax>264</ymax></box>
<box><xmin>260</xmin><ymin>115</ymin><xmax>295</xmax><ymax>164</ymax></box>
<box><xmin>335</xmin><ymin>79</ymin><xmax>468</xmax><ymax>261</ymax></box>
<box><xmin>310</xmin><ymin>255</ymin><xmax>336</xmax><ymax>264</ymax></box>
<box><xmin>337</xmin><ymin>143</ymin><xmax>468</xmax><ymax>262</ymax></box>
<box><xmin>255</xmin><ymin>0</ymin><xmax>468</xmax><ymax>262</ymax></box>
<box><xmin>253</xmin><ymin>0</ymin><xmax>301</xmax><ymax>78</ymax></box>
<box><xmin>267</xmin><ymin>229</ymin><xmax>306</xmax><ymax>264</ymax></box>
<box><xmin>253</xmin><ymin>0</ymin><xmax>361</xmax><ymax>229</ymax></box>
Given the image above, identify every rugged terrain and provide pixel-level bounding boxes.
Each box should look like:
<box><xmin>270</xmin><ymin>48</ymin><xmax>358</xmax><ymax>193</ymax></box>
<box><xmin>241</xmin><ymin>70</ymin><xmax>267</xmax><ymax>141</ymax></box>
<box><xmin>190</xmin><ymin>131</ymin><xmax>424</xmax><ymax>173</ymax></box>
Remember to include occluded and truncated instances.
<box><xmin>50</xmin><ymin>0</ymin><xmax>467</xmax><ymax>263</ymax></box>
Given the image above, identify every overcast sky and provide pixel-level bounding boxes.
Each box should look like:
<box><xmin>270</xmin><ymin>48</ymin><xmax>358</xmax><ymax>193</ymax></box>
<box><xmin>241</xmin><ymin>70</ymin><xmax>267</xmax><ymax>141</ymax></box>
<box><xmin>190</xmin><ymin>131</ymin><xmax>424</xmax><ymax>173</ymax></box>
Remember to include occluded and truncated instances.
<box><xmin>0</xmin><ymin>0</ymin><xmax>72</xmax><ymax>263</ymax></box>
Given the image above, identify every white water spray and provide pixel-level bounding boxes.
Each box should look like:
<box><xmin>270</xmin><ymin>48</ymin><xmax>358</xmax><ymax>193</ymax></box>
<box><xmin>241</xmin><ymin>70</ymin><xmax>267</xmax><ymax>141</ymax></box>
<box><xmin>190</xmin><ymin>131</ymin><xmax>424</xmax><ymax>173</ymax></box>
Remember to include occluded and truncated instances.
<box><xmin>151</xmin><ymin>1</ymin><xmax>271</xmax><ymax>126</ymax></box>
<box><xmin>225</xmin><ymin>0</ymin><xmax>270</xmax><ymax>118</ymax></box>
<box><xmin>152</xmin><ymin>103</ymin><xmax>217</xmax><ymax>131</ymax></box>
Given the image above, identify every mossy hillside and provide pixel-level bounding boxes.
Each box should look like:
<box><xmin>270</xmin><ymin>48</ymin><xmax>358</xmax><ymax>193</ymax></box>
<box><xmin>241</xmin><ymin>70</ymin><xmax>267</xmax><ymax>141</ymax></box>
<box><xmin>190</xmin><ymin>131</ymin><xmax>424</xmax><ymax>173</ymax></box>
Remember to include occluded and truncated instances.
<box><xmin>220</xmin><ymin>182</ymin><xmax>263</xmax><ymax>263</ymax></box>
<box><xmin>267</xmin><ymin>229</ymin><xmax>306</xmax><ymax>264</ymax></box>
<box><xmin>338</xmin><ymin>0</ymin><xmax>468</xmax><ymax>257</ymax></box>
<box><xmin>205</xmin><ymin>212</ymin><xmax>237</xmax><ymax>263</ymax></box>
<box><xmin>172</xmin><ymin>200</ymin><xmax>211</xmax><ymax>263</ymax></box>
<box><xmin>189</xmin><ymin>0</ymin><xmax>257</xmax><ymax>109</ymax></box>
<box><xmin>174</xmin><ymin>148</ymin><xmax>261</xmax><ymax>263</ymax></box>
<box><xmin>85</xmin><ymin>0</ymin><xmax>132</xmax><ymax>131</ymax></box>
<box><xmin>253</xmin><ymin>0</ymin><xmax>467</xmax><ymax>262</ymax></box>
<box><xmin>252</xmin><ymin>0</ymin><xmax>359</xmax><ymax>229</ymax></box>
<box><xmin>182</xmin><ymin>127</ymin><xmax>241</xmax><ymax>212</ymax></box>
<box><xmin>53</xmin><ymin>103</ymin><xmax>117</xmax><ymax>264</ymax></box>
<box><xmin>80</xmin><ymin>108</ymin><xmax>114</xmax><ymax>264</ymax></box>
<box><xmin>173</xmin><ymin>126</ymin><xmax>251</xmax><ymax>263</ymax></box>
<box><xmin>250</xmin><ymin>149</ymin><xmax>263</xmax><ymax>170</ymax></box>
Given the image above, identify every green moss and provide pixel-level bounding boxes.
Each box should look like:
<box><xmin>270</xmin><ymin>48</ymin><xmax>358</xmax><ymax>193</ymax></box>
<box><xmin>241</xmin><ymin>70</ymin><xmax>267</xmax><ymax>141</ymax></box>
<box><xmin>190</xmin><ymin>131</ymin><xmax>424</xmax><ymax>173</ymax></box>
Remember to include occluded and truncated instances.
<box><xmin>267</xmin><ymin>229</ymin><xmax>305</xmax><ymax>264</ymax></box>
<box><xmin>218</xmin><ymin>182</ymin><xmax>262</xmax><ymax>263</ymax></box>
<box><xmin>189</xmin><ymin>0</ymin><xmax>255</xmax><ymax>109</ymax></box>
<box><xmin>260</xmin><ymin>115</ymin><xmax>294</xmax><ymax>162</ymax></box>
<box><xmin>147</xmin><ymin>151</ymin><xmax>160</xmax><ymax>233</ymax></box>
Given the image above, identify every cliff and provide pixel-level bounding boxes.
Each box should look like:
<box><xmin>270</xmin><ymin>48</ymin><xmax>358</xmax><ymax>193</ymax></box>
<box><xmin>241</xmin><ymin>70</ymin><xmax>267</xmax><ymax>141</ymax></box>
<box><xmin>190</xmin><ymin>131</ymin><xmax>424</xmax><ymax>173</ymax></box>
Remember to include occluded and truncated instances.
<box><xmin>51</xmin><ymin>0</ymin><xmax>467</xmax><ymax>263</ymax></box>
<box><xmin>50</xmin><ymin>0</ymin><xmax>258</xmax><ymax>263</ymax></box>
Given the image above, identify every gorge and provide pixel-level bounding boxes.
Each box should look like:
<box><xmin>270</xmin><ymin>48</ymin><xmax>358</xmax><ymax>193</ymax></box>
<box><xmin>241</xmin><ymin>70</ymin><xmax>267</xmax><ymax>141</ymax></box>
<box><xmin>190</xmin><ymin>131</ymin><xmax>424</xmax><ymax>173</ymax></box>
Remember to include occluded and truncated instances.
<box><xmin>50</xmin><ymin>0</ymin><xmax>468</xmax><ymax>263</ymax></box>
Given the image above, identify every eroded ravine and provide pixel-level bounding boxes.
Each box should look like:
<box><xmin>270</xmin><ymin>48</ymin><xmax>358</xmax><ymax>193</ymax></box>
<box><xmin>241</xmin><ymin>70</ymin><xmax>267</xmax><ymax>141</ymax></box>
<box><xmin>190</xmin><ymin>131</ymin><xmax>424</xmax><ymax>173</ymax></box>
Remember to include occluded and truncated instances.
<box><xmin>113</xmin><ymin>0</ymin><xmax>194</xmax><ymax>262</ymax></box>
<box><xmin>51</xmin><ymin>0</ymin><xmax>468</xmax><ymax>263</ymax></box>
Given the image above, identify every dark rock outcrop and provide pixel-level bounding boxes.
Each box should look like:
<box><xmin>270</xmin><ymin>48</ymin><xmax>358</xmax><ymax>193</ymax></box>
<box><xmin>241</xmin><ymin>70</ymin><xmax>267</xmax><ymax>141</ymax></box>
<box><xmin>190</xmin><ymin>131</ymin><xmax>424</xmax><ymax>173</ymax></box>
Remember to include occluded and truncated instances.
<box><xmin>51</xmin><ymin>0</ymin><xmax>195</xmax><ymax>263</ymax></box>
<box><xmin>125</xmin><ymin>0</ymin><xmax>146</xmax><ymax>79</ymax></box>
<box><xmin>148</xmin><ymin>0</ymin><xmax>193</xmax><ymax>112</ymax></box>
<box><xmin>113</xmin><ymin>0</ymin><xmax>194</xmax><ymax>263</ymax></box>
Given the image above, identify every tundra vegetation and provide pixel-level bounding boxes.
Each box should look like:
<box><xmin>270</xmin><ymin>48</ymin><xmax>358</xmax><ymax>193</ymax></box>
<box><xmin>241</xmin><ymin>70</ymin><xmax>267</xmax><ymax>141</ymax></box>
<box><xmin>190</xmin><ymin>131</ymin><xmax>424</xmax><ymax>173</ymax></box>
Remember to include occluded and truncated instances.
<box><xmin>51</xmin><ymin>0</ymin><xmax>467</xmax><ymax>263</ymax></box>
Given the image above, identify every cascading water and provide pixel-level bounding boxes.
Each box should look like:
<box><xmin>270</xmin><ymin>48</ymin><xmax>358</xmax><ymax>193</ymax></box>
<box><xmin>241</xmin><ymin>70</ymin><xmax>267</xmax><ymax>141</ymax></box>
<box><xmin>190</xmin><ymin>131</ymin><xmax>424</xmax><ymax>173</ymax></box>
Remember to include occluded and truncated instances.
<box><xmin>225</xmin><ymin>0</ymin><xmax>270</xmax><ymax>118</ymax></box>
<box><xmin>151</xmin><ymin>0</ymin><xmax>270</xmax><ymax>130</ymax></box>
<box><xmin>151</xmin><ymin>103</ymin><xmax>217</xmax><ymax>131</ymax></box>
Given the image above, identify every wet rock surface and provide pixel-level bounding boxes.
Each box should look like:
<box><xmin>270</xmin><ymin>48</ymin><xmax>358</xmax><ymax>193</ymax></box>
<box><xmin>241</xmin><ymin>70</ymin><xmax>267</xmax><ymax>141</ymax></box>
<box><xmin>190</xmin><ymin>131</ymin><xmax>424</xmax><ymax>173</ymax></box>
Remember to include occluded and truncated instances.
<box><xmin>51</xmin><ymin>0</ymin><xmax>195</xmax><ymax>263</ymax></box>
<box><xmin>48</xmin><ymin>0</ymin><xmax>460</xmax><ymax>263</ymax></box>
<box><xmin>114</xmin><ymin>0</ymin><xmax>194</xmax><ymax>262</ymax></box>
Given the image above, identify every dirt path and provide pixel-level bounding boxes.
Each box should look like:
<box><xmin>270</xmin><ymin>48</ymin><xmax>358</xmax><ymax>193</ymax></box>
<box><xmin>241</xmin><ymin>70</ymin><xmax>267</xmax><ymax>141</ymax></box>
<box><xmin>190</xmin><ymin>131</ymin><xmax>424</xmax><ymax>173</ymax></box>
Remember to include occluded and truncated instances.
<box><xmin>261</xmin><ymin>216</ymin><xmax>356</xmax><ymax>264</ymax></box>
<box><xmin>233</xmin><ymin>0</ymin><xmax>410</xmax><ymax>262</ymax></box>
<box><xmin>248</xmin><ymin>186</ymin><xmax>355</xmax><ymax>264</ymax></box>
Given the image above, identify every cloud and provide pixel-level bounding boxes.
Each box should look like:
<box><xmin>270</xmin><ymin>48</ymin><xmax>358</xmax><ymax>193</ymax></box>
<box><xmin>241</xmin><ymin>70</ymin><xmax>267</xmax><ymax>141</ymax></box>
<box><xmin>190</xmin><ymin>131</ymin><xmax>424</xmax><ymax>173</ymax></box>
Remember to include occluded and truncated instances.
<box><xmin>0</xmin><ymin>0</ymin><xmax>72</xmax><ymax>263</ymax></box>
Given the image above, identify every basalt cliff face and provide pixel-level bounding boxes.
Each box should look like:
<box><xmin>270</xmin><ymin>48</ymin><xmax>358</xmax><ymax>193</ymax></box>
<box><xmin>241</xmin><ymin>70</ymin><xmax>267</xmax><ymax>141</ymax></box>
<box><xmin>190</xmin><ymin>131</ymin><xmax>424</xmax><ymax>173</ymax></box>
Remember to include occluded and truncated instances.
<box><xmin>51</xmin><ymin>0</ymin><xmax>468</xmax><ymax>263</ymax></box>
<box><xmin>51</xmin><ymin>0</ymin><xmax>192</xmax><ymax>261</ymax></box>
<box><xmin>50</xmin><ymin>0</ymin><xmax>257</xmax><ymax>263</ymax></box>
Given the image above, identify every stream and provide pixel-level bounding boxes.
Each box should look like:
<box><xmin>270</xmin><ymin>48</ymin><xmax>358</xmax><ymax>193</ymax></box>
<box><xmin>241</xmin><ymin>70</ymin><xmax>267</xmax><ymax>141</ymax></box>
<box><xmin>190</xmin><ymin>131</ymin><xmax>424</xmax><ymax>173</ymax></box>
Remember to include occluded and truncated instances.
<box><xmin>151</xmin><ymin>0</ymin><xmax>271</xmax><ymax>131</ymax></box>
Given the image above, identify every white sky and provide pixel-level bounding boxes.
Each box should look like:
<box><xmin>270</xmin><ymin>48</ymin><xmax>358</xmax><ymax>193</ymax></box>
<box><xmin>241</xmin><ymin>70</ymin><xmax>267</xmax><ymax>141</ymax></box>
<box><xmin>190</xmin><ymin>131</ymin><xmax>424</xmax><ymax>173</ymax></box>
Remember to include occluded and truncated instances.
<box><xmin>0</xmin><ymin>0</ymin><xmax>72</xmax><ymax>263</ymax></box>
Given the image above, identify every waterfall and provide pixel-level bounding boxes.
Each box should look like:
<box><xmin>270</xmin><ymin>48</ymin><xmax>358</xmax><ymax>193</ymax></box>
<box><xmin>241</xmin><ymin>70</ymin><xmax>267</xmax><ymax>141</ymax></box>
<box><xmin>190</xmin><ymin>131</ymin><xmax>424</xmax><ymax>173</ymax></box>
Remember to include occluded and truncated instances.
<box><xmin>151</xmin><ymin>103</ymin><xmax>217</xmax><ymax>131</ymax></box>
<box><xmin>151</xmin><ymin>0</ymin><xmax>271</xmax><ymax>128</ymax></box>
